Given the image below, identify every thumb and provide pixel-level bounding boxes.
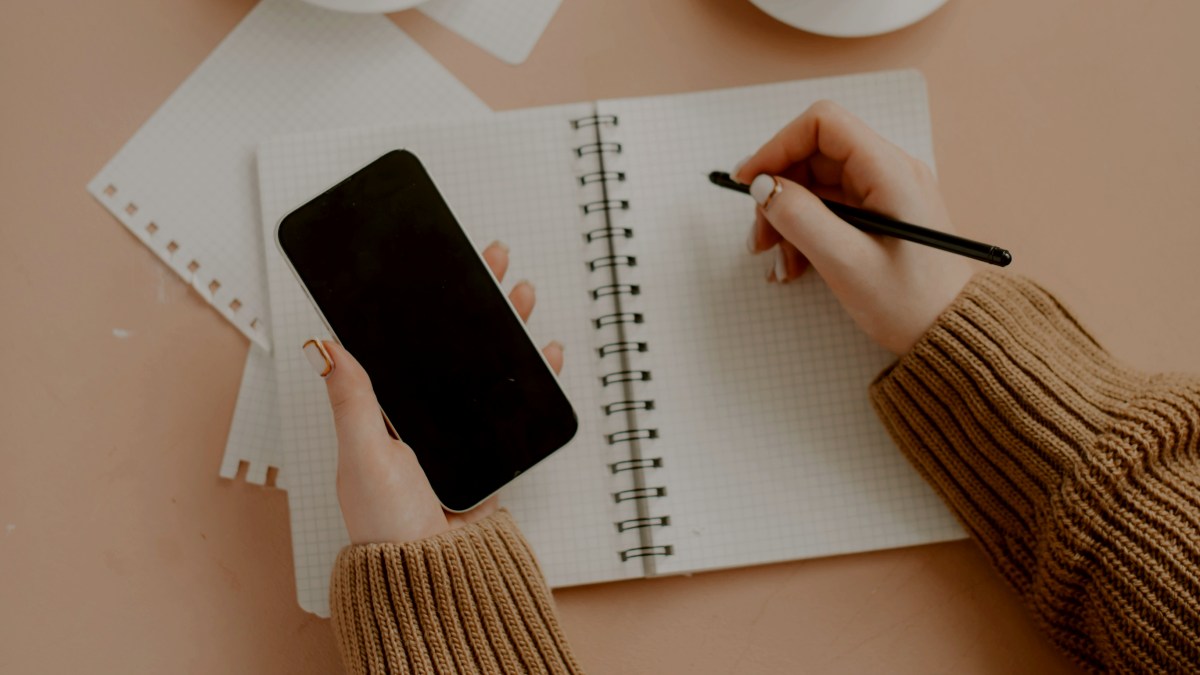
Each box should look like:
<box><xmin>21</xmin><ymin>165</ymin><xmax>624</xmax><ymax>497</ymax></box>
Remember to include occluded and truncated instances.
<box><xmin>749</xmin><ymin>174</ymin><xmax>873</xmax><ymax>272</ymax></box>
<box><xmin>303</xmin><ymin>339</ymin><xmax>391</xmax><ymax>448</ymax></box>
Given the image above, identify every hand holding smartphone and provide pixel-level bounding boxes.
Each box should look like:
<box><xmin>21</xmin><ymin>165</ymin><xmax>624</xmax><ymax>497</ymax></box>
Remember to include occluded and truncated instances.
<box><xmin>277</xmin><ymin>150</ymin><xmax>578</xmax><ymax>516</ymax></box>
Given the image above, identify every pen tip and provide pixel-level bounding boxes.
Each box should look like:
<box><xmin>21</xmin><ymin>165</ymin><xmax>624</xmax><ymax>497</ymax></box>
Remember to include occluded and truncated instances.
<box><xmin>996</xmin><ymin>249</ymin><xmax>1013</xmax><ymax>267</ymax></box>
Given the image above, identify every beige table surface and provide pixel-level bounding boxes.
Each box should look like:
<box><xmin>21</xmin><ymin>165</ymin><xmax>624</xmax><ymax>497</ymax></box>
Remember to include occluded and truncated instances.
<box><xmin>3</xmin><ymin>0</ymin><xmax>1197</xmax><ymax>672</ymax></box>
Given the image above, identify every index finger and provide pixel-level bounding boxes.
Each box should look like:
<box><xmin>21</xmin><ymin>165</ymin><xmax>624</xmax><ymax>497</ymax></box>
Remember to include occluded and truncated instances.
<box><xmin>482</xmin><ymin>240</ymin><xmax>510</xmax><ymax>283</ymax></box>
<box><xmin>733</xmin><ymin>100</ymin><xmax>899</xmax><ymax>184</ymax></box>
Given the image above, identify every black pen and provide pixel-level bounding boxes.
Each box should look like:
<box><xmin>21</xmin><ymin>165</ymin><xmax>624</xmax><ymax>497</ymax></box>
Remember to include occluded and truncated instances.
<box><xmin>708</xmin><ymin>171</ymin><xmax>1012</xmax><ymax>267</ymax></box>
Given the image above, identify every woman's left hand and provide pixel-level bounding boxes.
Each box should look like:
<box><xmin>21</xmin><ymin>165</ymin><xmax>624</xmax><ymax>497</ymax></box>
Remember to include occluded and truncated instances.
<box><xmin>303</xmin><ymin>241</ymin><xmax>564</xmax><ymax>545</ymax></box>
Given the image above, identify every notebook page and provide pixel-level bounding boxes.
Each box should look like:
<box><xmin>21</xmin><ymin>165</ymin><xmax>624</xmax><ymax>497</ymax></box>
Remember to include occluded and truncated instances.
<box><xmin>87</xmin><ymin>0</ymin><xmax>486</xmax><ymax>350</ymax></box>
<box><xmin>418</xmin><ymin>0</ymin><xmax>562</xmax><ymax>65</ymax></box>
<box><xmin>597</xmin><ymin>71</ymin><xmax>964</xmax><ymax>576</ymax></box>
<box><xmin>257</xmin><ymin>105</ymin><xmax>644</xmax><ymax>616</ymax></box>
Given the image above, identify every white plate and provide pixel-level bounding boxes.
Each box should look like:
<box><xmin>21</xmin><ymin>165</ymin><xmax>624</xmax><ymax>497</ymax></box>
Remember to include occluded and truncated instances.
<box><xmin>300</xmin><ymin>0</ymin><xmax>426</xmax><ymax>13</ymax></box>
<box><xmin>749</xmin><ymin>0</ymin><xmax>949</xmax><ymax>38</ymax></box>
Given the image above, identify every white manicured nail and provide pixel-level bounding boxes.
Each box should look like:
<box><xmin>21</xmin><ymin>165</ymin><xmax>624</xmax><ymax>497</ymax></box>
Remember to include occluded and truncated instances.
<box><xmin>774</xmin><ymin>247</ymin><xmax>788</xmax><ymax>283</ymax></box>
<box><xmin>750</xmin><ymin>174</ymin><xmax>776</xmax><ymax>206</ymax></box>
<box><xmin>303</xmin><ymin>338</ymin><xmax>334</xmax><ymax>378</ymax></box>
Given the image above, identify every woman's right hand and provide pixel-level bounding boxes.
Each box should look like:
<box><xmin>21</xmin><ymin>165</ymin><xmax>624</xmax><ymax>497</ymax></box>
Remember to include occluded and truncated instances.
<box><xmin>734</xmin><ymin>100</ymin><xmax>975</xmax><ymax>355</ymax></box>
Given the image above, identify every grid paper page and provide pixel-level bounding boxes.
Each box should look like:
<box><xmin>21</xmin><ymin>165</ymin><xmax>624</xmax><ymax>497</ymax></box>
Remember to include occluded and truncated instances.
<box><xmin>87</xmin><ymin>0</ymin><xmax>486</xmax><ymax>350</ymax></box>
<box><xmin>220</xmin><ymin>345</ymin><xmax>280</xmax><ymax>484</ymax></box>
<box><xmin>597</xmin><ymin>71</ymin><xmax>965</xmax><ymax>575</ymax></box>
<box><xmin>257</xmin><ymin>106</ymin><xmax>647</xmax><ymax>616</ymax></box>
<box><xmin>418</xmin><ymin>0</ymin><xmax>561</xmax><ymax>64</ymax></box>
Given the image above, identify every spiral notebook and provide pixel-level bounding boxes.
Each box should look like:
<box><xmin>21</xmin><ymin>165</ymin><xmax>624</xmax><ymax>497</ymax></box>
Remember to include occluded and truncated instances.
<box><xmin>258</xmin><ymin>70</ymin><xmax>965</xmax><ymax>617</ymax></box>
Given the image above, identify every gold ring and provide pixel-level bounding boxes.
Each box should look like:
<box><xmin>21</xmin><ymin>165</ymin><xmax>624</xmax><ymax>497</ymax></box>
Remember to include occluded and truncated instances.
<box><xmin>303</xmin><ymin>338</ymin><xmax>335</xmax><ymax>378</ymax></box>
<box><xmin>761</xmin><ymin>176</ymin><xmax>783</xmax><ymax>210</ymax></box>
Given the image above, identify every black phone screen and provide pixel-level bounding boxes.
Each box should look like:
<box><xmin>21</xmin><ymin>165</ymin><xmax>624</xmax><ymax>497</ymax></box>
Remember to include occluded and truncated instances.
<box><xmin>276</xmin><ymin>150</ymin><xmax>578</xmax><ymax>512</ymax></box>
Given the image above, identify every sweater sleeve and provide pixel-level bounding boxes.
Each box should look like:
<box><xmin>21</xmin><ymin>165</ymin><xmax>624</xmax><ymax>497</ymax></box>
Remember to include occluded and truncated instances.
<box><xmin>329</xmin><ymin>509</ymin><xmax>584</xmax><ymax>675</ymax></box>
<box><xmin>869</xmin><ymin>272</ymin><xmax>1200</xmax><ymax>673</ymax></box>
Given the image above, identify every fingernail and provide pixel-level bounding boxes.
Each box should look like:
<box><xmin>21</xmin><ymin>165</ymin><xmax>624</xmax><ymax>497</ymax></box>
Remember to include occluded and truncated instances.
<box><xmin>750</xmin><ymin>174</ymin><xmax>777</xmax><ymax>207</ymax></box>
<box><xmin>765</xmin><ymin>250</ymin><xmax>778</xmax><ymax>282</ymax></box>
<box><xmin>774</xmin><ymin>247</ymin><xmax>788</xmax><ymax>284</ymax></box>
<box><xmin>548</xmin><ymin>340</ymin><xmax>564</xmax><ymax>352</ymax></box>
<box><xmin>745</xmin><ymin>224</ymin><xmax>758</xmax><ymax>254</ymax></box>
<box><xmin>491</xmin><ymin>240</ymin><xmax>510</xmax><ymax>253</ymax></box>
<box><xmin>517</xmin><ymin>279</ymin><xmax>535</xmax><ymax>293</ymax></box>
<box><xmin>303</xmin><ymin>338</ymin><xmax>334</xmax><ymax>378</ymax></box>
<box><xmin>732</xmin><ymin>155</ymin><xmax>751</xmax><ymax>181</ymax></box>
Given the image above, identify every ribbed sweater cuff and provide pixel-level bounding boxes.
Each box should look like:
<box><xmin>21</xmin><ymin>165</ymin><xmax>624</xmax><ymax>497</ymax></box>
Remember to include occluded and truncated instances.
<box><xmin>868</xmin><ymin>272</ymin><xmax>1148</xmax><ymax>583</ymax></box>
<box><xmin>870</xmin><ymin>272</ymin><xmax>1200</xmax><ymax>672</ymax></box>
<box><xmin>330</xmin><ymin>510</ymin><xmax>582</xmax><ymax>675</ymax></box>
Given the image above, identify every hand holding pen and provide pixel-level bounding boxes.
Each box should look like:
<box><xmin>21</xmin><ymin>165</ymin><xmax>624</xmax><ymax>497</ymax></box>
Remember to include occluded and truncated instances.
<box><xmin>709</xmin><ymin>171</ymin><xmax>1011</xmax><ymax>267</ymax></box>
<box><xmin>723</xmin><ymin>99</ymin><xmax>988</xmax><ymax>355</ymax></box>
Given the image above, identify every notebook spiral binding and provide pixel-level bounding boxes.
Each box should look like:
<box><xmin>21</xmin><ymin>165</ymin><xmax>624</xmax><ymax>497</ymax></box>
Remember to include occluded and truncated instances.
<box><xmin>571</xmin><ymin>112</ymin><xmax>672</xmax><ymax>564</ymax></box>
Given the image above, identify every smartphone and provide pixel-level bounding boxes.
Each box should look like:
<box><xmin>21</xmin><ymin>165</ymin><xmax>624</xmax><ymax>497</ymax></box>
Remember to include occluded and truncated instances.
<box><xmin>276</xmin><ymin>150</ymin><xmax>578</xmax><ymax>512</ymax></box>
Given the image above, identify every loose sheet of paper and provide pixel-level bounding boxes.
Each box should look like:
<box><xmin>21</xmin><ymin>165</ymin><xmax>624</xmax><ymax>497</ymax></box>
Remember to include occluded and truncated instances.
<box><xmin>257</xmin><ymin>107</ymin><xmax>646</xmax><ymax>616</ymax></box>
<box><xmin>84</xmin><ymin>0</ymin><xmax>490</xmax><ymax>488</ymax></box>
<box><xmin>419</xmin><ymin>0</ymin><xmax>562</xmax><ymax>64</ymax></box>
<box><xmin>221</xmin><ymin>344</ymin><xmax>281</xmax><ymax>484</ymax></box>
<box><xmin>87</xmin><ymin>0</ymin><xmax>486</xmax><ymax>351</ymax></box>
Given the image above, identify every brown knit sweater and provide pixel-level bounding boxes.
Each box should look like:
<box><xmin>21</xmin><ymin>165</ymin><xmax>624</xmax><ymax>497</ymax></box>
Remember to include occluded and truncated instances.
<box><xmin>330</xmin><ymin>273</ymin><xmax>1200</xmax><ymax>674</ymax></box>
